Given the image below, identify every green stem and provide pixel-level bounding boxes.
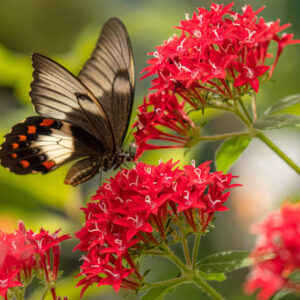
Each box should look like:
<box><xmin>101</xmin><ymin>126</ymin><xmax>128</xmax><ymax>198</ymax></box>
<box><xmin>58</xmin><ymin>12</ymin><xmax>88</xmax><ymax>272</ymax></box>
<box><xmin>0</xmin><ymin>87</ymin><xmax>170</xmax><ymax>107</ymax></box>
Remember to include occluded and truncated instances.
<box><xmin>206</xmin><ymin>102</ymin><xmax>234</xmax><ymax>112</ymax></box>
<box><xmin>142</xmin><ymin>272</ymin><xmax>225</xmax><ymax>300</ymax></box>
<box><xmin>206</xmin><ymin>98</ymin><xmax>300</xmax><ymax>175</ymax></box>
<box><xmin>251</xmin><ymin>92</ymin><xmax>257</xmax><ymax>121</ymax></box>
<box><xmin>40</xmin><ymin>288</ymin><xmax>49</xmax><ymax>300</ymax></box>
<box><xmin>192</xmin><ymin>234</ymin><xmax>201</xmax><ymax>269</ymax></box>
<box><xmin>255</xmin><ymin>131</ymin><xmax>300</xmax><ymax>175</ymax></box>
<box><xmin>233</xmin><ymin>105</ymin><xmax>253</xmax><ymax>128</ymax></box>
<box><xmin>238</xmin><ymin>98</ymin><xmax>253</xmax><ymax>123</ymax></box>
<box><xmin>141</xmin><ymin>276</ymin><xmax>188</xmax><ymax>291</ymax></box>
<box><xmin>200</xmin><ymin>131</ymin><xmax>251</xmax><ymax>142</ymax></box>
<box><xmin>235</xmin><ymin>105</ymin><xmax>300</xmax><ymax>175</ymax></box>
<box><xmin>180</xmin><ymin>228</ymin><xmax>191</xmax><ymax>266</ymax></box>
<box><xmin>161</xmin><ymin>243</ymin><xmax>190</xmax><ymax>273</ymax></box>
<box><xmin>192</xmin><ymin>271</ymin><xmax>225</xmax><ymax>300</ymax></box>
<box><xmin>13</xmin><ymin>288</ymin><xmax>25</xmax><ymax>300</ymax></box>
<box><xmin>143</xmin><ymin>249</ymin><xmax>165</xmax><ymax>256</ymax></box>
<box><xmin>141</xmin><ymin>240</ymin><xmax>224</xmax><ymax>299</ymax></box>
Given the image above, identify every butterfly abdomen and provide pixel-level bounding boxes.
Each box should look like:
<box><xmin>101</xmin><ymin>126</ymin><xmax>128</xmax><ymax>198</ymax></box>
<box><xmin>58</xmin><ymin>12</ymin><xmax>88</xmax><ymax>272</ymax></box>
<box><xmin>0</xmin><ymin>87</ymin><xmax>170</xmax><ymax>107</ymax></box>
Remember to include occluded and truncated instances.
<box><xmin>64</xmin><ymin>157</ymin><xmax>100</xmax><ymax>186</ymax></box>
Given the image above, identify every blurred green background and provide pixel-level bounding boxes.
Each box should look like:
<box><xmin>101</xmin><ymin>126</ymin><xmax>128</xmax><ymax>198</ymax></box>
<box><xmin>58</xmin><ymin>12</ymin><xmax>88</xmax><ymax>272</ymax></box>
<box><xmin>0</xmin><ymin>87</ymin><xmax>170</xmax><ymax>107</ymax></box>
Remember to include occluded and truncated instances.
<box><xmin>0</xmin><ymin>0</ymin><xmax>299</xmax><ymax>299</ymax></box>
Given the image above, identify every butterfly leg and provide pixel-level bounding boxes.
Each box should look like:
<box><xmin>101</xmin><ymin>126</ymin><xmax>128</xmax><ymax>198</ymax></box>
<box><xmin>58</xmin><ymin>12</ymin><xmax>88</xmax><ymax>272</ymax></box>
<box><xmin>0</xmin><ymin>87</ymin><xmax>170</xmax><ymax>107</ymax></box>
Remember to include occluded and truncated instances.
<box><xmin>99</xmin><ymin>169</ymin><xmax>103</xmax><ymax>186</ymax></box>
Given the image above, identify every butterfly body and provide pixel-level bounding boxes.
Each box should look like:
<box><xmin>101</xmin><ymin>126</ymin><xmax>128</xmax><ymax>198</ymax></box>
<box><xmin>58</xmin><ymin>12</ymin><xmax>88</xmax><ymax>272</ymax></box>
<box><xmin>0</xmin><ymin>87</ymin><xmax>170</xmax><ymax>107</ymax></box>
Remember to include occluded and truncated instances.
<box><xmin>0</xmin><ymin>18</ymin><xmax>135</xmax><ymax>186</ymax></box>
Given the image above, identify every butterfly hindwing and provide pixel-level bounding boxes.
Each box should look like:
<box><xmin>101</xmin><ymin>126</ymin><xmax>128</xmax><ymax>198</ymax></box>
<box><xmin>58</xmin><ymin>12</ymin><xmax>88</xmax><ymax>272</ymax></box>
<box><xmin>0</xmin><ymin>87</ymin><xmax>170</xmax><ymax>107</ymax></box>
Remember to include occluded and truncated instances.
<box><xmin>78</xmin><ymin>18</ymin><xmax>135</xmax><ymax>147</ymax></box>
<box><xmin>0</xmin><ymin>116</ymin><xmax>102</xmax><ymax>176</ymax></box>
<box><xmin>30</xmin><ymin>53</ymin><xmax>114</xmax><ymax>151</ymax></box>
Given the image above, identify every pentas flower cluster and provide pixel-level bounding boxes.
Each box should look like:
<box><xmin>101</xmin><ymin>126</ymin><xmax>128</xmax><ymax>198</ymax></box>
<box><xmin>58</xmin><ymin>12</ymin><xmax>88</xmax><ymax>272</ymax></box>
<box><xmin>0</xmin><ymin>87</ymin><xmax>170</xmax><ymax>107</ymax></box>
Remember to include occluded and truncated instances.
<box><xmin>245</xmin><ymin>203</ymin><xmax>300</xmax><ymax>300</ymax></box>
<box><xmin>134</xmin><ymin>94</ymin><xmax>200</xmax><ymax>158</ymax></box>
<box><xmin>75</xmin><ymin>160</ymin><xmax>238</xmax><ymax>296</ymax></box>
<box><xmin>134</xmin><ymin>2</ymin><xmax>300</xmax><ymax>156</ymax></box>
<box><xmin>0</xmin><ymin>221</ymin><xmax>70</xmax><ymax>300</ymax></box>
<box><xmin>144</xmin><ymin>2</ymin><xmax>299</xmax><ymax>96</ymax></box>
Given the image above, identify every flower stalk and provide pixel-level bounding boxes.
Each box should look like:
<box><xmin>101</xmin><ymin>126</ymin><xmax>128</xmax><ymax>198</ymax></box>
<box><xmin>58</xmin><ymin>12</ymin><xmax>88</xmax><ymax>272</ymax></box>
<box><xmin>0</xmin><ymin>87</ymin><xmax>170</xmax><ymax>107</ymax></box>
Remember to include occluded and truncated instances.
<box><xmin>192</xmin><ymin>272</ymin><xmax>225</xmax><ymax>300</ymax></box>
<box><xmin>161</xmin><ymin>242</ymin><xmax>191</xmax><ymax>273</ymax></box>
<box><xmin>141</xmin><ymin>234</ymin><xmax>226</xmax><ymax>300</ymax></box>
<box><xmin>209</xmin><ymin>101</ymin><xmax>300</xmax><ymax>175</ymax></box>
<box><xmin>255</xmin><ymin>131</ymin><xmax>300</xmax><ymax>175</ymax></box>
<box><xmin>192</xmin><ymin>234</ymin><xmax>201</xmax><ymax>269</ymax></box>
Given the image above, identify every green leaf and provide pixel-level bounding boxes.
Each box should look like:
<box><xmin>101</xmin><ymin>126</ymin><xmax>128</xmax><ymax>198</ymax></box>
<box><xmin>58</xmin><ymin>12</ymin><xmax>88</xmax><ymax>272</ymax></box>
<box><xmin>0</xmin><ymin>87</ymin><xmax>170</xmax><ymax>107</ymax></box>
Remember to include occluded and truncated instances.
<box><xmin>197</xmin><ymin>251</ymin><xmax>251</xmax><ymax>273</ymax></box>
<box><xmin>198</xmin><ymin>270</ymin><xmax>226</xmax><ymax>282</ymax></box>
<box><xmin>143</xmin><ymin>268</ymin><xmax>152</xmax><ymax>277</ymax></box>
<box><xmin>141</xmin><ymin>282</ymin><xmax>178</xmax><ymax>300</ymax></box>
<box><xmin>215</xmin><ymin>136</ymin><xmax>251</xmax><ymax>173</ymax></box>
<box><xmin>253</xmin><ymin>114</ymin><xmax>300</xmax><ymax>130</ymax></box>
<box><xmin>264</xmin><ymin>94</ymin><xmax>300</xmax><ymax>115</ymax></box>
<box><xmin>273</xmin><ymin>289</ymin><xmax>294</xmax><ymax>300</ymax></box>
<box><xmin>289</xmin><ymin>270</ymin><xmax>300</xmax><ymax>282</ymax></box>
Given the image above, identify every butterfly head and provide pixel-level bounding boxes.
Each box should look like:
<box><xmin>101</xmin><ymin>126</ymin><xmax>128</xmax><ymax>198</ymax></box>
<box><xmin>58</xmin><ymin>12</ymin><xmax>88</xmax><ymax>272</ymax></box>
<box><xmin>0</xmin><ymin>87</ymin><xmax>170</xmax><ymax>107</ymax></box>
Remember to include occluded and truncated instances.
<box><xmin>112</xmin><ymin>151</ymin><xmax>135</xmax><ymax>170</ymax></box>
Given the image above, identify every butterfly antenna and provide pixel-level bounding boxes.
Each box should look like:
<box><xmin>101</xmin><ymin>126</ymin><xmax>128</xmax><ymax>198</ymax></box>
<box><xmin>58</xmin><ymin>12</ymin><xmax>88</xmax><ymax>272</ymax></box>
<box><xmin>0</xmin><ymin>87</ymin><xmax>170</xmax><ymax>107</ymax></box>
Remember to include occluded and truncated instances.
<box><xmin>123</xmin><ymin>162</ymin><xmax>130</xmax><ymax>169</ymax></box>
<box><xmin>124</xmin><ymin>127</ymin><xmax>135</xmax><ymax>147</ymax></box>
<box><xmin>129</xmin><ymin>136</ymin><xmax>135</xmax><ymax>150</ymax></box>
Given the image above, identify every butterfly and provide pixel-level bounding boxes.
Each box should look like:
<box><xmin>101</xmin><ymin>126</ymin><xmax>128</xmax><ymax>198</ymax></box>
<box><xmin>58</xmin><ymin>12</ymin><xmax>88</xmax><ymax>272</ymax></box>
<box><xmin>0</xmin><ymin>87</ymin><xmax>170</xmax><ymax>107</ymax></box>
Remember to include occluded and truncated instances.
<box><xmin>0</xmin><ymin>18</ymin><xmax>135</xmax><ymax>186</ymax></box>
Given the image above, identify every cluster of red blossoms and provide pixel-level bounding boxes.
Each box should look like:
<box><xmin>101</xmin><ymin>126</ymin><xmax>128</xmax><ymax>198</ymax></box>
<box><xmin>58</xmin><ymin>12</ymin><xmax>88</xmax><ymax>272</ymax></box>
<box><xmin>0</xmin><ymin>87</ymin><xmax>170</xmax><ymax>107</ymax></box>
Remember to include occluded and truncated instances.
<box><xmin>133</xmin><ymin>94</ymin><xmax>199</xmax><ymax>157</ymax></box>
<box><xmin>245</xmin><ymin>203</ymin><xmax>300</xmax><ymax>300</ymax></box>
<box><xmin>75</xmin><ymin>160</ymin><xmax>238</xmax><ymax>296</ymax></box>
<box><xmin>134</xmin><ymin>2</ymin><xmax>300</xmax><ymax>156</ymax></box>
<box><xmin>0</xmin><ymin>221</ymin><xmax>70</xmax><ymax>299</ymax></box>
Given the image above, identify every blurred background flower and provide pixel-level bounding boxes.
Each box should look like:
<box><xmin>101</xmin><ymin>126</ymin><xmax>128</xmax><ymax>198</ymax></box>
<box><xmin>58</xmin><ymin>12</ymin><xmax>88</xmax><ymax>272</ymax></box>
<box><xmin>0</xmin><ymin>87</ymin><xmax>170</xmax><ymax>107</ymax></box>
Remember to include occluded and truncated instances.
<box><xmin>0</xmin><ymin>1</ymin><xmax>299</xmax><ymax>299</ymax></box>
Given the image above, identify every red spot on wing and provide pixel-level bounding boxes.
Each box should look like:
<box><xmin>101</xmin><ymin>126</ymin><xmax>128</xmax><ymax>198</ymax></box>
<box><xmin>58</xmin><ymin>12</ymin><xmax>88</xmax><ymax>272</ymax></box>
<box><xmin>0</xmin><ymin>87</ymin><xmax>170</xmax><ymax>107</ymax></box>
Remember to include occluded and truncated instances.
<box><xmin>12</xmin><ymin>143</ymin><xmax>19</xmax><ymax>149</ymax></box>
<box><xmin>11</xmin><ymin>153</ymin><xmax>17</xmax><ymax>158</ymax></box>
<box><xmin>27</xmin><ymin>126</ymin><xmax>36</xmax><ymax>134</ymax></box>
<box><xmin>19</xmin><ymin>135</ymin><xmax>27</xmax><ymax>141</ymax></box>
<box><xmin>42</xmin><ymin>161</ymin><xmax>56</xmax><ymax>170</ymax></box>
<box><xmin>40</xmin><ymin>119</ymin><xmax>54</xmax><ymax>126</ymax></box>
<box><xmin>20</xmin><ymin>160</ymin><xmax>30</xmax><ymax>168</ymax></box>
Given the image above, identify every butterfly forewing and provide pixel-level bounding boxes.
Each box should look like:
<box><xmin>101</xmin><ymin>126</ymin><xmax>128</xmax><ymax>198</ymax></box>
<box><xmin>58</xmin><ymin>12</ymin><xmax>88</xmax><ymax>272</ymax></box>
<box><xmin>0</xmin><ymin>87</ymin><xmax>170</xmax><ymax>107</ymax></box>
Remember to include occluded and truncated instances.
<box><xmin>0</xmin><ymin>117</ymin><xmax>102</xmax><ymax>175</ymax></box>
<box><xmin>78</xmin><ymin>18</ymin><xmax>135</xmax><ymax>147</ymax></box>
<box><xmin>30</xmin><ymin>54</ymin><xmax>114</xmax><ymax>151</ymax></box>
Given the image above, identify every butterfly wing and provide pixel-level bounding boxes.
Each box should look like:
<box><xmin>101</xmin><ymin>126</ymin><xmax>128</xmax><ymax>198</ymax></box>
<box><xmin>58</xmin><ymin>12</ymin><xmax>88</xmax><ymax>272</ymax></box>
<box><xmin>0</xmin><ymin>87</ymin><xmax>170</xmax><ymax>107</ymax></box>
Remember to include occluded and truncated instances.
<box><xmin>0</xmin><ymin>116</ymin><xmax>102</xmax><ymax>177</ymax></box>
<box><xmin>78</xmin><ymin>18</ymin><xmax>135</xmax><ymax>147</ymax></box>
<box><xmin>30</xmin><ymin>53</ymin><xmax>114</xmax><ymax>152</ymax></box>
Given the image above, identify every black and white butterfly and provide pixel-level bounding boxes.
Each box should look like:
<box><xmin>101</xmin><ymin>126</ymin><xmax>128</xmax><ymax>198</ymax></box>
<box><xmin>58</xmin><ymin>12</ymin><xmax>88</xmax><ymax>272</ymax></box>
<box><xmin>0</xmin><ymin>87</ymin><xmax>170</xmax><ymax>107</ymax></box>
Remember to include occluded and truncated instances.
<box><xmin>0</xmin><ymin>18</ymin><xmax>135</xmax><ymax>186</ymax></box>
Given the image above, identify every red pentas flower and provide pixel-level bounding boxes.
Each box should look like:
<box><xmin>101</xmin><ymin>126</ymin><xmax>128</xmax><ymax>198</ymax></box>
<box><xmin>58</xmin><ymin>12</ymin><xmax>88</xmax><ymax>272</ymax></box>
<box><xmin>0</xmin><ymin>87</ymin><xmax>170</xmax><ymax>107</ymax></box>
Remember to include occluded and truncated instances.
<box><xmin>134</xmin><ymin>2</ymin><xmax>300</xmax><ymax>157</ymax></box>
<box><xmin>0</xmin><ymin>221</ymin><xmax>70</xmax><ymax>299</ymax></box>
<box><xmin>75</xmin><ymin>160</ymin><xmax>239</xmax><ymax>296</ymax></box>
<box><xmin>233</xmin><ymin>52</ymin><xmax>270</xmax><ymax>93</ymax></box>
<box><xmin>143</xmin><ymin>2</ymin><xmax>299</xmax><ymax>96</ymax></box>
<box><xmin>133</xmin><ymin>93</ymin><xmax>200</xmax><ymax>157</ymax></box>
<box><xmin>245</xmin><ymin>202</ymin><xmax>300</xmax><ymax>300</ymax></box>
